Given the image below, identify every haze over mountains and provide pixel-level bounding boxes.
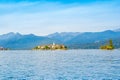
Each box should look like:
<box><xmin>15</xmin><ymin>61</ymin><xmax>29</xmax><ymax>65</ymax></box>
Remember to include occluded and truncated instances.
<box><xmin>0</xmin><ymin>29</ymin><xmax>120</xmax><ymax>50</ymax></box>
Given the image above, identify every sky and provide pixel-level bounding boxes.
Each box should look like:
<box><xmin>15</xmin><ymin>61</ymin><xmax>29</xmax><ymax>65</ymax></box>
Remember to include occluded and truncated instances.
<box><xmin>0</xmin><ymin>0</ymin><xmax>120</xmax><ymax>35</ymax></box>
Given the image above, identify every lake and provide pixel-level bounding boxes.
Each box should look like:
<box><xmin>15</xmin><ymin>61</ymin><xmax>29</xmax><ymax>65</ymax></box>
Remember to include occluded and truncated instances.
<box><xmin>0</xmin><ymin>50</ymin><xmax>120</xmax><ymax>80</ymax></box>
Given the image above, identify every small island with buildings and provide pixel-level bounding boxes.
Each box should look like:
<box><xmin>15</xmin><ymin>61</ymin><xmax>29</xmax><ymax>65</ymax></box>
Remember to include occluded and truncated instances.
<box><xmin>33</xmin><ymin>43</ymin><xmax>67</xmax><ymax>50</ymax></box>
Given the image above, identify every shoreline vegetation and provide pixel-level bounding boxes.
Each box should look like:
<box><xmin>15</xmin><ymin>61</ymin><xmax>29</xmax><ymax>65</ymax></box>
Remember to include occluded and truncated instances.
<box><xmin>33</xmin><ymin>43</ymin><xmax>67</xmax><ymax>50</ymax></box>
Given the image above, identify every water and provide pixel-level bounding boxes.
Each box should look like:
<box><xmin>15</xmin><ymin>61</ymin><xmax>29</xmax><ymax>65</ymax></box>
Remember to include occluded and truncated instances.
<box><xmin>0</xmin><ymin>50</ymin><xmax>120</xmax><ymax>80</ymax></box>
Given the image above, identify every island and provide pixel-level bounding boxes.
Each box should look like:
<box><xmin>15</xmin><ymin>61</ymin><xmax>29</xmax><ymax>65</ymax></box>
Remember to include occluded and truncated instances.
<box><xmin>0</xmin><ymin>47</ymin><xmax>8</xmax><ymax>50</ymax></box>
<box><xmin>100</xmin><ymin>40</ymin><xmax>114</xmax><ymax>50</ymax></box>
<box><xmin>33</xmin><ymin>43</ymin><xmax>67</xmax><ymax>50</ymax></box>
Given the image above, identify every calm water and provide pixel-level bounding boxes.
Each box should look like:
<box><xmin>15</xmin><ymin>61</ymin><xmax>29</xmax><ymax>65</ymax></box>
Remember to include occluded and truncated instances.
<box><xmin>0</xmin><ymin>50</ymin><xmax>120</xmax><ymax>80</ymax></box>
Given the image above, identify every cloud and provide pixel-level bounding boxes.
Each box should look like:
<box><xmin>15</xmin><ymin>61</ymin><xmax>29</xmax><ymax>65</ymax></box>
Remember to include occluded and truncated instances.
<box><xmin>0</xmin><ymin>0</ymin><xmax>120</xmax><ymax>35</ymax></box>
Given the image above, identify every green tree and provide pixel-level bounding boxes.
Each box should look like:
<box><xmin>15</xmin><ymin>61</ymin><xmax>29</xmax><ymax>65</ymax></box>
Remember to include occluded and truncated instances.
<box><xmin>109</xmin><ymin>39</ymin><xmax>114</xmax><ymax>49</ymax></box>
<box><xmin>109</xmin><ymin>40</ymin><xmax>113</xmax><ymax>46</ymax></box>
<box><xmin>45</xmin><ymin>46</ymin><xmax>50</xmax><ymax>49</ymax></box>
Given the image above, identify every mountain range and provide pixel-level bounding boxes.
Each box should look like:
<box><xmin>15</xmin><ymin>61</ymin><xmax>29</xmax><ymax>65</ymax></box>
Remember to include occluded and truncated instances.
<box><xmin>0</xmin><ymin>29</ymin><xmax>120</xmax><ymax>50</ymax></box>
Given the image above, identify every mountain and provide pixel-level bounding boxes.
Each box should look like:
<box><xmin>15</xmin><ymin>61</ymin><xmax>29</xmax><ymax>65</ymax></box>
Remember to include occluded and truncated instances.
<box><xmin>0</xmin><ymin>32</ymin><xmax>21</xmax><ymax>40</ymax></box>
<box><xmin>66</xmin><ymin>30</ymin><xmax>120</xmax><ymax>44</ymax></box>
<box><xmin>0</xmin><ymin>30</ymin><xmax>120</xmax><ymax>50</ymax></box>
<box><xmin>0</xmin><ymin>33</ymin><xmax>59</xmax><ymax>50</ymax></box>
<box><xmin>47</xmin><ymin>32</ymin><xmax>81</xmax><ymax>42</ymax></box>
<box><xmin>47</xmin><ymin>30</ymin><xmax>120</xmax><ymax>44</ymax></box>
<box><xmin>114</xmin><ymin>28</ymin><xmax>120</xmax><ymax>32</ymax></box>
<box><xmin>47</xmin><ymin>30</ymin><xmax>120</xmax><ymax>49</ymax></box>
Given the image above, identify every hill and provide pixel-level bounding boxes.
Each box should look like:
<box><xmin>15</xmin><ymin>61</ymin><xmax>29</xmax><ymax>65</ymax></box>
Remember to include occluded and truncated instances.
<box><xmin>0</xmin><ymin>30</ymin><xmax>120</xmax><ymax>49</ymax></box>
<box><xmin>47</xmin><ymin>30</ymin><xmax>120</xmax><ymax>49</ymax></box>
<box><xmin>0</xmin><ymin>32</ymin><xmax>59</xmax><ymax>50</ymax></box>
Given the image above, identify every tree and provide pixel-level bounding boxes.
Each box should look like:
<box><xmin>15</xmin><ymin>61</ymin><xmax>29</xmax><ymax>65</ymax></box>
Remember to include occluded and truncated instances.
<box><xmin>109</xmin><ymin>40</ymin><xmax>114</xmax><ymax>48</ymax></box>
<box><xmin>45</xmin><ymin>46</ymin><xmax>50</xmax><ymax>49</ymax></box>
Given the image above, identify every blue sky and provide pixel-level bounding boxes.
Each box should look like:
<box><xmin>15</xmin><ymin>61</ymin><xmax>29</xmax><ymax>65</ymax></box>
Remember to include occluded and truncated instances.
<box><xmin>0</xmin><ymin>0</ymin><xmax>120</xmax><ymax>35</ymax></box>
